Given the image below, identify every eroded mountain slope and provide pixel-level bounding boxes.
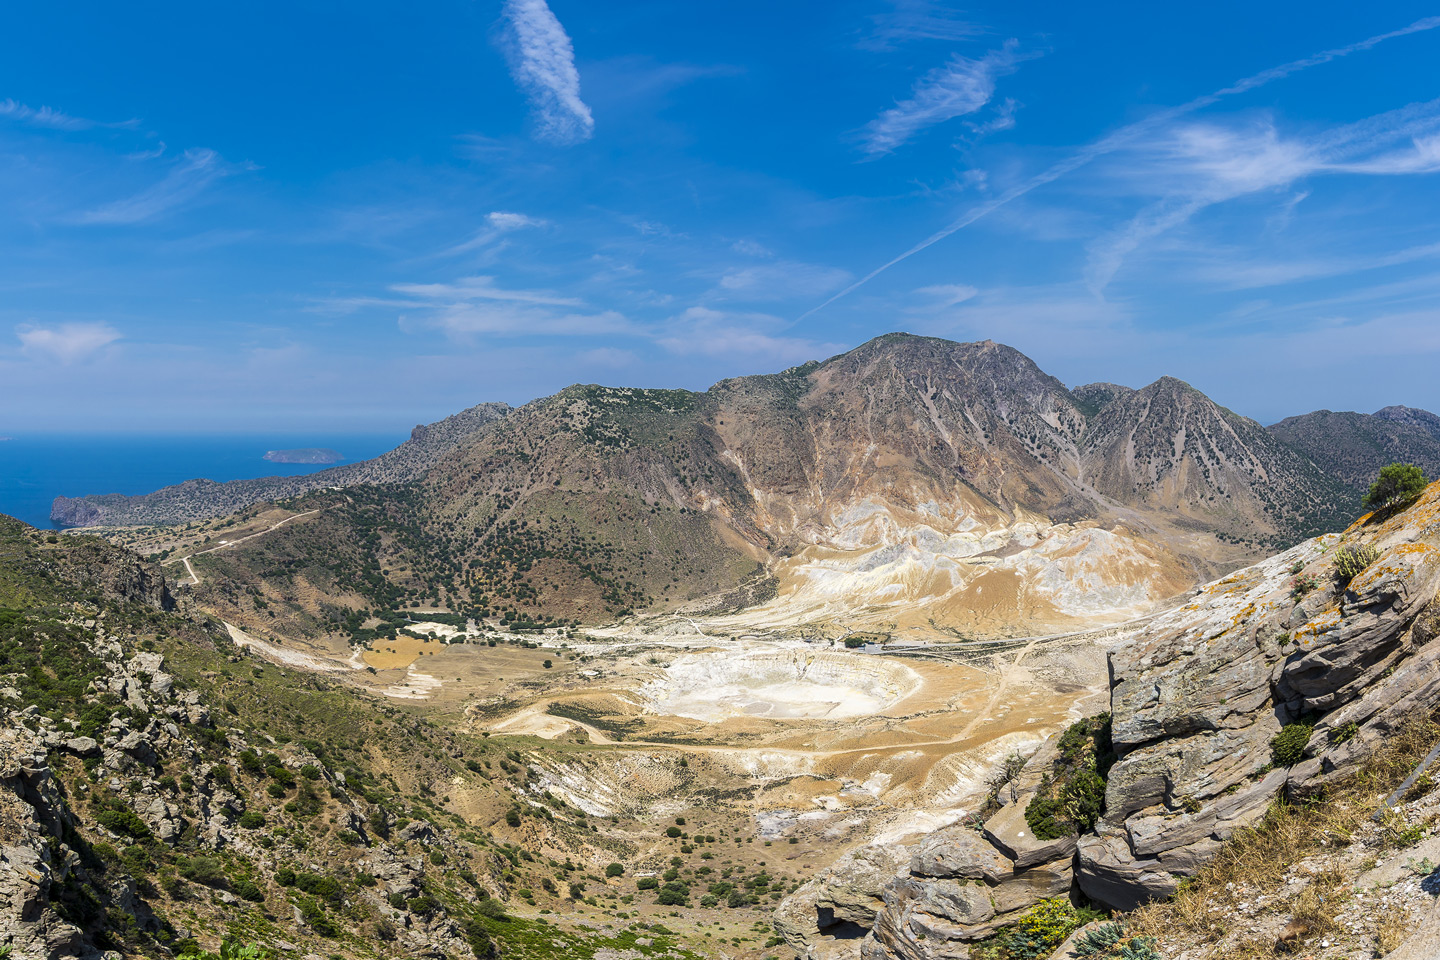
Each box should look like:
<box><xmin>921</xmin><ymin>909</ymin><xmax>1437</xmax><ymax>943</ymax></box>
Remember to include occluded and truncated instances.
<box><xmin>169</xmin><ymin>335</ymin><xmax>1361</xmax><ymax>637</ymax></box>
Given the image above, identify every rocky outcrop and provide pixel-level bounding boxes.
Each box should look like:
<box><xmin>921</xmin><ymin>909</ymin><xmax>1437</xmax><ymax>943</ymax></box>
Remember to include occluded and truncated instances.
<box><xmin>1</xmin><ymin>728</ymin><xmax>94</xmax><ymax>960</ymax></box>
<box><xmin>1076</xmin><ymin>489</ymin><xmax>1440</xmax><ymax>911</ymax></box>
<box><xmin>775</xmin><ymin>843</ymin><xmax>912</xmax><ymax>959</ymax></box>
<box><xmin>791</xmin><ymin>485</ymin><xmax>1440</xmax><ymax>960</ymax></box>
<box><xmin>857</xmin><ymin>738</ymin><xmax>1081</xmax><ymax>960</ymax></box>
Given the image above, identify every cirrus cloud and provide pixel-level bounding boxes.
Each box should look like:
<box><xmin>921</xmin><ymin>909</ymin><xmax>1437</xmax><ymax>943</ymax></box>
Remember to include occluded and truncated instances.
<box><xmin>16</xmin><ymin>322</ymin><xmax>122</xmax><ymax>363</ymax></box>
<box><xmin>860</xmin><ymin>40</ymin><xmax>1035</xmax><ymax>157</ymax></box>
<box><xmin>499</xmin><ymin>0</ymin><xmax>595</xmax><ymax>145</ymax></box>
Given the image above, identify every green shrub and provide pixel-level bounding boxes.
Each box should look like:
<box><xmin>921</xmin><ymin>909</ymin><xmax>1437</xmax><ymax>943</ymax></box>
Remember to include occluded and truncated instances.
<box><xmin>238</xmin><ymin>811</ymin><xmax>266</xmax><ymax>829</ymax></box>
<box><xmin>300</xmin><ymin>764</ymin><xmax>322</xmax><ymax>781</ymax></box>
<box><xmin>297</xmin><ymin>897</ymin><xmax>339</xmax><ymax>937</ymax></box>
<box><xmin>463</xmin><ymin>916</ymin><xmax>496</xmax><ymax>958</ymax></box>
<box><xmin>1364</xmin><ymin>463</ymin><xmax>1428</xmax><ymax>511</ymax></box>
<box><xmin>1272</xmin><ymin>722</ymin><xmax>1314</xmax><ymax>766</ymax></box>
<box><xmin>1024</xmin><ymin>714</ymin><xmax>1115</xmax><ymax>841</ymax></box>
<box><xmin>235</xmin><ymin>879</ymin><xmax>265</xmax><ymax>902</ymax></box>
<box><xmin>476</xmin><ymin>897</ymin><xmax>508</xmax><ymax>919</ymax></box>
<box><xmin>180</xmin><ymin>856</ymin><xmax>229</xmax><ymax>889</ymax></box>
<box><xmin>122</xmin><ymin>844</ymin><xmax>152</xmax><ymax>874</ymax></box>
<box><xmin>293</xmin><ymin>872</ymin><xmax>342</xmax><ymax>903</ymax></box>
<box><xmin>264</xmin><ymin>763</ymin><xmax>295</xmax><ymax>786</ymax></box>
<box><xmin>605</xmin><ymin>862</ymin><xmax>624</xmax><ymax>877</ymax></box>
<box><xmin>1333</xmin><ymin>543</ymin><xmax>1381</xmax><ymax>583</ymax></box>
<box><xmin>636</xmin><ymin>877</ymin><xmax>659</xmax><ymax>890</ymax></box>
<box><xmin>1071</xmin><ymin>921</ymin><xmax>1161</xmax><ymax>959</ymax></box>
<box><xmin>976</xmin><ymin>898</ymin><xmax>1101</xmax><ymax>959</ymax></box>
<box><xmin>96</xmin><ymin>808</ymin><xmax>152</xmax><ymax>840</ymax></box>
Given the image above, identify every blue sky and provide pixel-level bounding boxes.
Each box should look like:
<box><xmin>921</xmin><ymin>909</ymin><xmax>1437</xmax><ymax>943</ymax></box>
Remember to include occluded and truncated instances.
<box><xmin>4</xmin><ymin>1</ymin><xmax>1440</xmax><ymax>432</ymax></box>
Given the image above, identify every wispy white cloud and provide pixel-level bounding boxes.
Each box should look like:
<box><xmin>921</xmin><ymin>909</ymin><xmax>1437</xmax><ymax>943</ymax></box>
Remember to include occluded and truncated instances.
<box><xmin>657</xmin><ymin>306</ymin><xmax>844</xmax><ymax>362</ymax></box>
<box><xmin>911</xmin><ymin>283</ymin><xmax>978</xmax><ymax>309</ymax></box>
<box><xmin>860</xmin><ymin>41</ymin><xmax>1033</xmax><ymax>157</ymax></box>
<box><xmin>441</xmin><ymin>210</ymin><xmax>549</xmax><ymax>256</ymax></box>
<box><xmin>1085</xmin><ymin>99</ymin><xmax>1440</xmax><ymax>291</ymax></box>
<box><xmin>714</xmin><ymin>261</ymin><xmax>852</xmax><ymax>301</ymax></box>
<box><xmin>1191</xmin><ymin>239</ymin><xmax>1440</xmax><ymax>291</ymax></box>
<box><xmin>363</xmin><ymin>275</ymin><xmax>636</xmax><ymax>340</ymax></box>
<box><xmin>804</xmin><ymin>14</ymin><xmax>1440</xmax><ymax>318</ymax></box>
<box><xmin>859</xmin><ymin>0</ymin><xmax>980</xmax><ymax>51</ymax></box>
<box><xmin>487</xmin><ymin>211</ymin><xmax>546</xmax><ymax>231</ymax></box>
<box><xmin>16</xmin><ymin>322</ymin><xmax>122</xmax><ymax>362</ymax></box>
<box><xmin>499</xmin><ymin>0</ymin><xmax>594</xmax><ymax>145</ymax></box>
<box><xmin>730</xmin><ymin>239</ymin><xmax>774</xmax><ymax>258</ymax></box>
<box><xmin>77</xmin><ymin>148</ymin><xmax>238</xmax><ymax>225</ymax></box>
<box><xmin>0</xmin><ymin>97</ymin><xmax>135</xmax><ymax>131</ymax></box>
<box><xmin>411</xmin><ymin>302</ymin><xmax>633</xmax><ymax>339</ymax></box>
<box><xmin>966</xmin><ymin>97</ymin><xmax>1020</xmax><ymax>137</ymax></box>
<box><xmin>390</xmin><ymin>275</ymin><xmax>582</xmax><ymax>306</ymax></box>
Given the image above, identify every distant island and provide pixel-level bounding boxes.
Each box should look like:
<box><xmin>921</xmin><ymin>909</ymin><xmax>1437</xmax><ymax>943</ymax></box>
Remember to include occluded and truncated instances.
<box><xmin>263</xmin><ymin>447</ymin><xmax>343</xmax><ymax>465</ymax></box>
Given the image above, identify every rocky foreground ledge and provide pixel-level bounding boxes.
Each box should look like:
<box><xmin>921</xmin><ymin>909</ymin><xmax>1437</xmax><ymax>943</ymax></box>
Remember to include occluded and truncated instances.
<box><xmin>778</xmin><ymin>483</ymin><xmax>1440</xmax><ymax>960</ymax></box>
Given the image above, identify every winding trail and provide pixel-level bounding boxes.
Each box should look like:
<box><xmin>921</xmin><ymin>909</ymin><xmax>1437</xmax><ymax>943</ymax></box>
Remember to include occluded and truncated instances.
<box><xmin>169</xmin><ymin>508</ymin><xmax>320</xmax><ymax>586</ymax></box>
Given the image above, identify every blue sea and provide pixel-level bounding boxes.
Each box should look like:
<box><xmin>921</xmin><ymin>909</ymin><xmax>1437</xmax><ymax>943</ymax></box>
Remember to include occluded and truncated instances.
<box><xmin>0</xmin><ymin>433</ymin><xmax>404</xmax><ymax>529</ymax></box>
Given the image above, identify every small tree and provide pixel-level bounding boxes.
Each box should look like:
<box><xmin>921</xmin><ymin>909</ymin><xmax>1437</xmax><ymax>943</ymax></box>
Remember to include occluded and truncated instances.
<box><xmin>1363</xmin><ymin>463</ymin><xmax>1428</xmax><ymax>511</ymax></box>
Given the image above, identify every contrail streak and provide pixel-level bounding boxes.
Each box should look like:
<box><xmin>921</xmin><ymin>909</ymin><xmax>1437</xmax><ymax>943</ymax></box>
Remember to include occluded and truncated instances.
<box><xmin>799</xmin><ymin>14</ymin><xmax>1440</xmax><ymax>321</ymax></box>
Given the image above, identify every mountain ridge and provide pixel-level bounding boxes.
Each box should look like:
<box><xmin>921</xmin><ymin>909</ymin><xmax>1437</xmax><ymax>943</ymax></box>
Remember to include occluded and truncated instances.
<box><xmin>47</xmin><ymin>333</ymin><xmax>1440</xmax><ymax>637</ymax></box>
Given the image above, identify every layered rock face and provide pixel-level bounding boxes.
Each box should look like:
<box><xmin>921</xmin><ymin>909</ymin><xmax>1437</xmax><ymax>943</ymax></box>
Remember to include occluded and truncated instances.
<box><xmin>1080</xmin><ymin>487</ymin><xmax>1440</xmax><ymax>911</ymax></box>
<box><xmin>860</xmin><ymin>739</ymin><xmax>1079</xmax><ymax>960</ymax></box>
<box><xmin>785</xmin><ymin>484</ymin><xmax>1440</xmax><ymax>959</ymax></box>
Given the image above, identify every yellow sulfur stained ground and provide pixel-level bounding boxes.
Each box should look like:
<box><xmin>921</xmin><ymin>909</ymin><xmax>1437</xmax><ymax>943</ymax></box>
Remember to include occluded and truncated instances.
<box><xmin>361</xmin><ymin>633</ymin><xmax>449</xmax><ymax>669</ymax></box>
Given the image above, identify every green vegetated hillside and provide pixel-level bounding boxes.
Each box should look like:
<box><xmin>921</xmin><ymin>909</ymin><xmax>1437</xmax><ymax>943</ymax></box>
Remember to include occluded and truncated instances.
<box><xmin>0</xmin><ymin>516</ymin><xmax>787</xmax><ymax>959</ymax></box>
<box><xmin>171</xmin><ymin>336</ymin><xmax>1380</xmax><ymax>632</ymax></box>
<box><xmin>1268</xmin><ymin>407</ymin><xmax>1440</xmax><ymax>490</ymax></box>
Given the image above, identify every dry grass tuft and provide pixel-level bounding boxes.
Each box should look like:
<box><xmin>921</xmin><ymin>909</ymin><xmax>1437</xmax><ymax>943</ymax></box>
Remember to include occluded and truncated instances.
<box><xmin>1129</xmin><ymin>714</ymin><xmax>1440</xmax><ymax>957</ymax></box>
<box><xmin>1375</xmin><ymin>902</ymin><xmax>1413</xmax><ymax>954</ymax></box>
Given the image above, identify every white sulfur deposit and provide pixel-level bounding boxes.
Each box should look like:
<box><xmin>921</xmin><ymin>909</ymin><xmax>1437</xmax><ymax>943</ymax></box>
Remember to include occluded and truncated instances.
<box><xmin>641</xmin><ymin>650</ymin><xmax>921</xmax><ymax>721</ymax></box>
